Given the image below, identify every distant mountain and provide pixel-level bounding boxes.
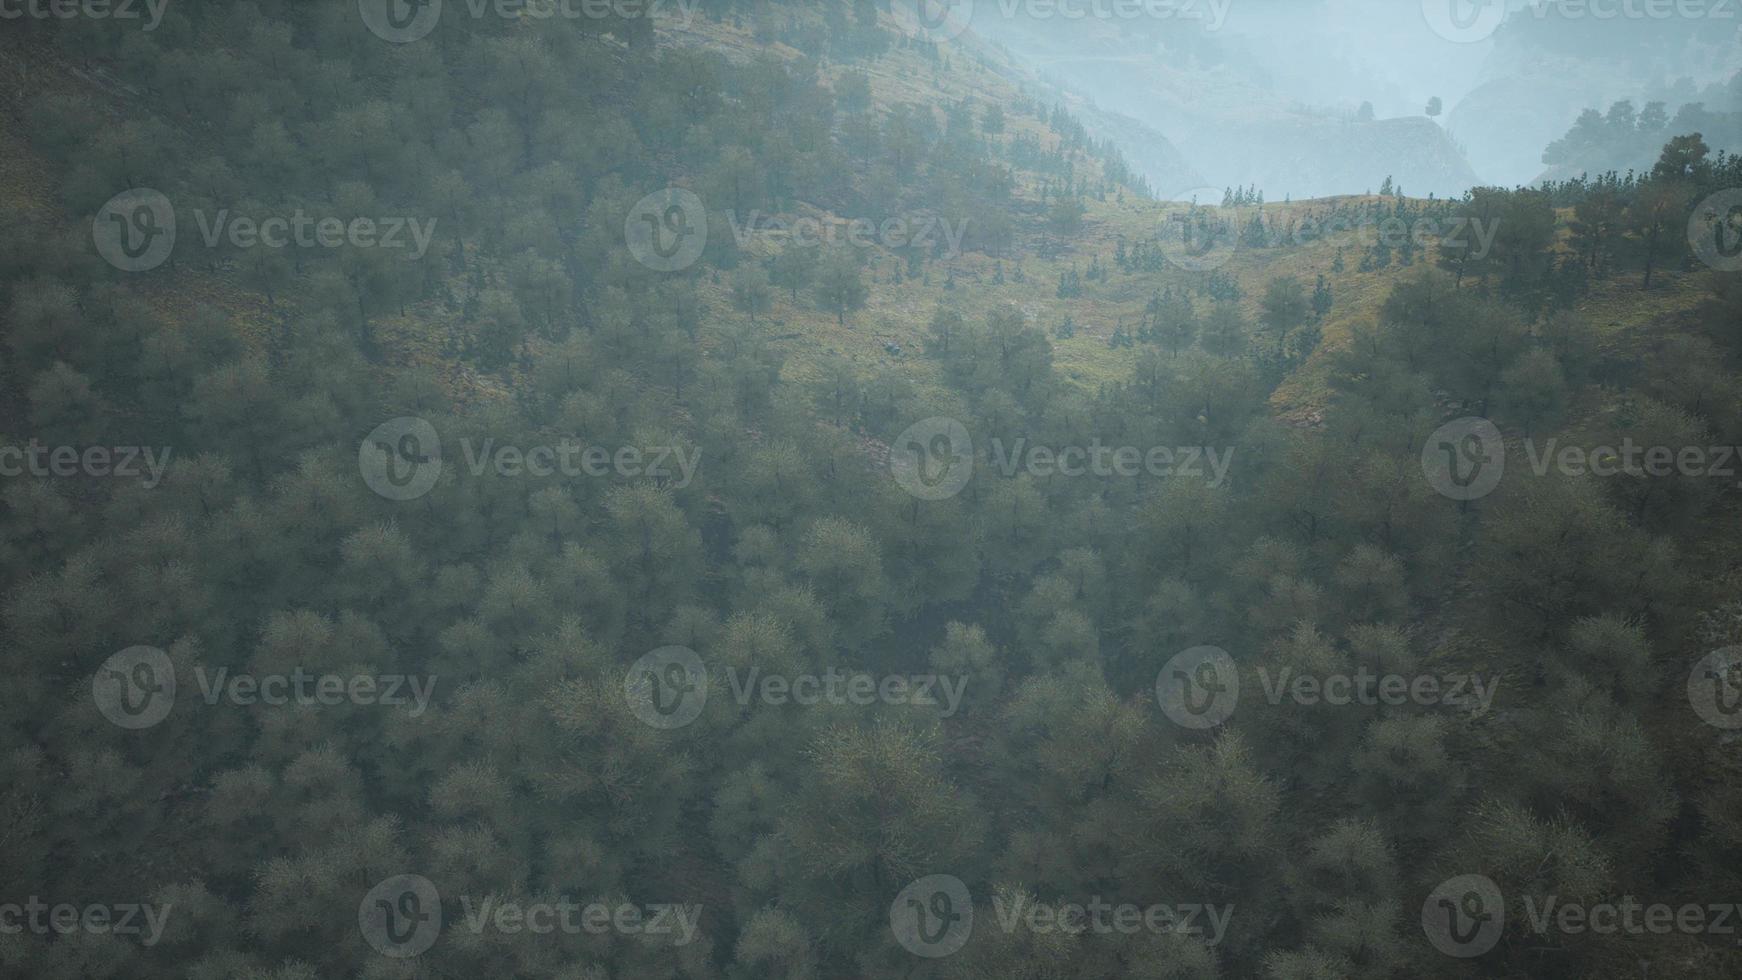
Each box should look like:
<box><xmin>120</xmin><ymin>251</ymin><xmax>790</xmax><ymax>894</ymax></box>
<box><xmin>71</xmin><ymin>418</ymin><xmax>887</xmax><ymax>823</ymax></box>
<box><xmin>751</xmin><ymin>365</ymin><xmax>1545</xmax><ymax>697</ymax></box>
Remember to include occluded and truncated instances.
<box><xmin>1446</xmin><ymin>9</ymin><xmax>1741</xmax><ymax>186</ymax></box>
<box><xmin>1040</xmin><ymin>92</ymin><xmax>1206</xmax><ymax>194</ymax></box>
<box><xmin>1534</xmin><ymin>76</ymin><xmax>1742</xmax><ymax>185</ymax></box>
<box><xmin>963</xmin><ymin>15</ymin><xmax>1480</xmax><ymax>199</ymax></box>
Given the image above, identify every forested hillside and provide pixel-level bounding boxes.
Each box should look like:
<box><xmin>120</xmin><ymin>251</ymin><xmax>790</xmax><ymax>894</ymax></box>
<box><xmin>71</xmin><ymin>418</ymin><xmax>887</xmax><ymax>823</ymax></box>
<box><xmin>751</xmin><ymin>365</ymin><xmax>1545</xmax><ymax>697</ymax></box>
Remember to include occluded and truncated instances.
<box><xmin>2</xmin><ymin>2</ymin><xmax>1742</xmax><ymax>979</ymax></box>
<box><xmin>1539</xmin><ymin>74</ymin><xmax>1742</xmax><ymax>184</ymax></box>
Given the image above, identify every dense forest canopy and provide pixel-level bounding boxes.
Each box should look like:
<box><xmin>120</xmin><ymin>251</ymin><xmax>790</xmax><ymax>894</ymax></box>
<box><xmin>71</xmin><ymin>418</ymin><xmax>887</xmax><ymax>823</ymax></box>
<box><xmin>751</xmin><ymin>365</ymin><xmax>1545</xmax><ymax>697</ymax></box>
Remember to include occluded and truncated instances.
<box><xmin>2</xmin><ymin>1</ymin><xmax>1742</xmax><ymax>978</ymax></box>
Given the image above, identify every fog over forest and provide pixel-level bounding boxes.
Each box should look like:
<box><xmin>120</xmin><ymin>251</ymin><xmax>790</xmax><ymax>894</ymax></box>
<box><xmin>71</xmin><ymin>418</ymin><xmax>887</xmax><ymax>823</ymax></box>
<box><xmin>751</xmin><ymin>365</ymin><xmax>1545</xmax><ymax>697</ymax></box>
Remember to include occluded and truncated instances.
<box><xmin>4</xmin><ymin>1</ymin><xmax>1742</xmax><ymax>978</ymax></box>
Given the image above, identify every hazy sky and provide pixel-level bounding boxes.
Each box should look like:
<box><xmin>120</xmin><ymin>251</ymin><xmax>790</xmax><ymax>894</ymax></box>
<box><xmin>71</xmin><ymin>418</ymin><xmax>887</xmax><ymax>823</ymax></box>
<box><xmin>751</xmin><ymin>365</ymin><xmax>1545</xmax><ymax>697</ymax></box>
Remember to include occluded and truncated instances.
<box><xmin>967</xmin><ymin>0</ymin><xmax>1741</xmax><ymax>194</ymax></box>
<box><xmin>1213</xmin><ymin>0</ymin><xmax>1494</xmax><ymax>117</ymax></box>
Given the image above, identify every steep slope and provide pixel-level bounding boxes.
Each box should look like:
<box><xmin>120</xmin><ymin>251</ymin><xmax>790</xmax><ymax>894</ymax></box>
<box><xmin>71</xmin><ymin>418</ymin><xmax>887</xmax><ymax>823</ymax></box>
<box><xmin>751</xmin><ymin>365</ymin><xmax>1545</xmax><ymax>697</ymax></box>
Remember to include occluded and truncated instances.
<box><xmin>6</xmin><ymin>5</ymin><xmax>1742</xmax><ymax>980</ymax></box>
